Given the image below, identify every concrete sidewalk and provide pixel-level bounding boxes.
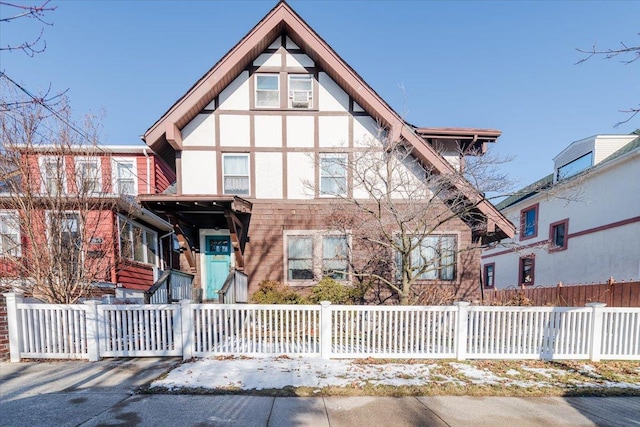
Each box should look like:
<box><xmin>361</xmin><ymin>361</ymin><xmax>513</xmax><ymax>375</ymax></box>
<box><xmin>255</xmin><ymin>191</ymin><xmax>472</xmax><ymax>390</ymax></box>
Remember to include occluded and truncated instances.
<box><xmin>1</xmin><ymin>359</ymin><xmax>639</xmax><ymax>427</ymax></box>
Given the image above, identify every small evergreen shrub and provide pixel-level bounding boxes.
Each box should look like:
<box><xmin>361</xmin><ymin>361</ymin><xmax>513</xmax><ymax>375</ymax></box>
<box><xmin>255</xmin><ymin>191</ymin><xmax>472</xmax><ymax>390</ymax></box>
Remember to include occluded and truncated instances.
<box><xmin>306</xmin><ymin>277</ymin><xmax>356</xmax><ymax>305</ymax></box>
<box><xmin>250</xmin><ymin>279</ymin><xmax>304</xmax><ymax>304</ymax></box>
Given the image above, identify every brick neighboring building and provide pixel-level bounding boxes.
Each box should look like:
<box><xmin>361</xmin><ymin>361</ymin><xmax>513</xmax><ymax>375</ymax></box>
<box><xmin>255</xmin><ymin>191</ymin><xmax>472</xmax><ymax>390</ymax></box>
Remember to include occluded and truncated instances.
<box><xmin>138</xmin><ymin>2</ymin><xmax>514</xmax><ymax>303</ymax></box>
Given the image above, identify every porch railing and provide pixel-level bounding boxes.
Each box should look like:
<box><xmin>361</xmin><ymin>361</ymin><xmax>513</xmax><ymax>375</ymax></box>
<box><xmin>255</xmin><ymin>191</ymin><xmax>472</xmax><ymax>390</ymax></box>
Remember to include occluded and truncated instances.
<box><xmin>218</xmin><ymin>270</ymin><xmax>248</xmax><ymax>304</ymax></box>
<box><xmin>144</xmin><ymin>269</ymin><xmax>194</xmax><ymax>304</ymax></box>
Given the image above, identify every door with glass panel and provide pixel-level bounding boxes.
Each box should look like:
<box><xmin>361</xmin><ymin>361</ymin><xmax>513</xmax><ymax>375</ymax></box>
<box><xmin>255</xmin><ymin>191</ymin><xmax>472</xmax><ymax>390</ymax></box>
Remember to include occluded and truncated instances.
<box><xmin>205</xmin><ymin>235</ymin><xmax>231</xmax><ymax>300</ymax></box>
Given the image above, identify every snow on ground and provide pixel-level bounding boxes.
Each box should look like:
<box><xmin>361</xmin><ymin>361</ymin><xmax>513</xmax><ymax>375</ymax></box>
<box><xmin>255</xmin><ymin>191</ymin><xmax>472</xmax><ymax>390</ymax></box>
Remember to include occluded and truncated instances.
<box><xmin>150</xmin><ymin>356</ymin><xmax>640</xmax><ymax>392</ymax></box>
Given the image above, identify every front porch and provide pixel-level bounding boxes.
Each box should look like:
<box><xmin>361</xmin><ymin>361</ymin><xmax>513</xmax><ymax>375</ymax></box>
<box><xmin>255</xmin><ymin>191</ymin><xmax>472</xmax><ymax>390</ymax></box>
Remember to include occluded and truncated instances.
<box><xmin>139</xmin><ymin>195</ymin><xmax>252</xmax><ymax>303</ymax></box>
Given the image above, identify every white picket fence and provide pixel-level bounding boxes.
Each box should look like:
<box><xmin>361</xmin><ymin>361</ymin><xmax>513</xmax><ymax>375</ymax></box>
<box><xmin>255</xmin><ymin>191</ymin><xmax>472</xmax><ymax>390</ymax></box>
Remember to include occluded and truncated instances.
<box><xmin>4</xmin><ymin>293</ymin><xmax>639</xmax><ymax>362</ymax></box>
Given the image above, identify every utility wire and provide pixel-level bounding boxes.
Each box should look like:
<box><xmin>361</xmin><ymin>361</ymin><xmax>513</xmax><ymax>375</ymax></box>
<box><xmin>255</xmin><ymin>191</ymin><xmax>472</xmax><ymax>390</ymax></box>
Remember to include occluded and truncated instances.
<box><xmin>1</xmin><ymin>71</ymin><xmax>161</xmax><ymax>193</ymax></box>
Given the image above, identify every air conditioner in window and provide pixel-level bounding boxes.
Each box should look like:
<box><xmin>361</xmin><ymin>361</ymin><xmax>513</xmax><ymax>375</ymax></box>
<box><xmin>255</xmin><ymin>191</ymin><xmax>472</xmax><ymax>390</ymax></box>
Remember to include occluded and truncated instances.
<box><xmin>291</xmin><ymin>91</ymin><xmax>311</xmax><ymax>108</ymax></box>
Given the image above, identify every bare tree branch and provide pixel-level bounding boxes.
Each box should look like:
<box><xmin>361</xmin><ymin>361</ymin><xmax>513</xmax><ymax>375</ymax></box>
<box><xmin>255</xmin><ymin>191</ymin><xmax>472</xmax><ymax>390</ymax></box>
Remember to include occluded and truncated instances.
<box><xmin>576</xmin><ymin>33</ymin><xmax>639</xmax><ymax>127</ymax></box>
<box><xmin>0</xmin><ymin>1</ymin><xmax>56</xmax><ymax>56</ymax></box>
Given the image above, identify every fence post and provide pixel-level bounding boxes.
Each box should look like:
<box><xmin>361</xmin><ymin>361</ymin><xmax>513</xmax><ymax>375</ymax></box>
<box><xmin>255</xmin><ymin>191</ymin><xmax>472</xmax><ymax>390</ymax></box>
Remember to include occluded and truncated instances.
<box><xmin>586</xmin><ymin>302</ymin><xmax>606</xmax><ymax>362</ymax></box>
<box><xmin>180</xmin><ymin>299</ymin><xmax>193</xmax><ymax>361</ymax></box>
<box><xmin>4</xmin><ymin>292</ymin><xmax>23</xmax><ymax>363</ymax></box>
<box><xmin>84</xmin><ymin>300</ymin><xmax>102</xmax><ymax>362</ymax></box>
<box><xmin>454</xmin><ymin>301</ymin><xmax>470</xmax><ymax>361</ymax></box>
<box><xmin>320</xmin><ymin>301</ymin><xmax>332</xmax><ymax>359</ymax></box>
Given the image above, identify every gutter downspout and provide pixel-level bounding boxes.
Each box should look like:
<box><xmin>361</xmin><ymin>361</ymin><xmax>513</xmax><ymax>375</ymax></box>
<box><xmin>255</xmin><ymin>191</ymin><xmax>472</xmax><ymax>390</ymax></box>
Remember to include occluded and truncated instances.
<box><xmin>143</xmin><ymin>148</ymin><xmax>151</xmax><ymax>194</ymax></box>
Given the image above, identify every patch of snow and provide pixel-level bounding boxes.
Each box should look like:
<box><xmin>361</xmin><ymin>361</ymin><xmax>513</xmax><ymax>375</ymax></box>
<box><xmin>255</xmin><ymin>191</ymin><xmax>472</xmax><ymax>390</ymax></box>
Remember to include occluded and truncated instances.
<box><xmin>521</xmin><ymin>367</ymin><xmax>567</xmax><ymax>378</ymax></box>
<box><xmin>149</xmin><ymin>357</ymin><xmax>640</xmax><ymax>392</ymax></box>
<box><xmin>450</xmin><ymin>362</ymin><xmax>506</xmax><ymax>385</ymax></box>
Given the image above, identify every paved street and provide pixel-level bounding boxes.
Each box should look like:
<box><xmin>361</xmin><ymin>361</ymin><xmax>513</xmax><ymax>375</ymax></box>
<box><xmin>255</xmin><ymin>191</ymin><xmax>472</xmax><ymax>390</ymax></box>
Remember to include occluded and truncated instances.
<box><xmin>1</xmin><ymin>358</ymin><xmax>639</xmax><ymax>426</ymax></box>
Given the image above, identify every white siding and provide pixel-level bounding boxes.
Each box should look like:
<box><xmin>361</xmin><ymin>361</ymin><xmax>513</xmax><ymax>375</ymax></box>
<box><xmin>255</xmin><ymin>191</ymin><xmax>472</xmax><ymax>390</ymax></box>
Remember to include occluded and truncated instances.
<box><xmin>182</xmin><ymin>114</ymin><xmax>216</xmax><ymax>147</ymax></box>
<box><xmin>287</xmin><ymin>152</ymin><xmax>313</xmax><ymax>199</ymax></box>
<box><xmin>255</xmin><ymin>115</ymin><xmax>283</xmax><ymax>147</ymax></box>
<box><xmin>484</xmin><ymin>153</ymin><xmax>640</xmax><ymax>288</ymax></box>
<box><xmin>218</xmin><ymin>71</ymin><xmax>250</xmax><ymax>110</ymax></box>
<box><xmin>318</xmin><ymin>72</ymin><xmax>349</xmax><ymax>112</ymax></box>
<box><xmin>286</xmin><ymin>116</ymin><xmax>314</xmax><ymax>148</ymax></box>
<box><xmin>181</xmin><ymin>151</ymin><xmax>217</xmax><ymax>194</ymax></box>
<box><xmin>219</xmin><ymin>115</ymin><xmax>250</xmax><ymax>147</ymax></box>
<box><xmin>593</xmin><ymin>135</ymin><xmax>637</xmax><ymax>165</ymax></box>
<box><xmin>319</xmin><ymin>116</ymin><xmax>349</xmax><ymax>148</ymax></box>
<box><xmin>255</xmin><ymin>152</ymin><xmax>283</xmax><ymax>198</ymax></box>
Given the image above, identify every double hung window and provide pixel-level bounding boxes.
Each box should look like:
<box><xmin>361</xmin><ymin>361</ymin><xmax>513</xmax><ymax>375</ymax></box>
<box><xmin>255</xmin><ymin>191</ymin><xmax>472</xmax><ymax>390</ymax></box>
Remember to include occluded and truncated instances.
<box><xmin>519</xmin><ymin>256</ymin><xmax>535</xmax><ymax>286</ymax></box>
<box><xmin>223</xmin><ymin>154</ymin><xmax>250</xmax><ymax>195</ymax></box>
<box><xmin>113</xmin><ymin>160</ymin><xmax>136</xmax><ymax>196</ymax></box>
<box><xmin>483</xmin><ymin>263</ymin><xmax>495</xmax><ymax>288</ymax></box>
<box><xmin>520</xmin><ymin>204</ymin><xmax>538</xmax><ymax>240</ymax></box>
<box><xmin>320</xmin><ymin>154</ymin><xmax>347</xmax><ymax>196</ymax></box>
<box><xmin>549</xmin><ymin>219</ymin><xmax>568</xmax><ymax>251</ymax></box>
<box><xmin>255</xmin><ymin>74</ymin><xmax>280</xmax><ymax>108</ymax></box>
<box><xmin>404</xmin><ymin>235</ymin><xmax>457</xmax><ymax>281</ymax></box>
<box><xmin>0</xmin><ymin>210</ymin><xmax>20</xmax><ymax>257</ymax></box>
<box><xmin>41</xmin><ymin>157</ymin><xmax>65</xmax><ymax>195</ymax></box>
<box><xmin>75</xmin><ymin>158</ymin><xmax>101</xmax><ymax>194</ymax></box>
<box><xmin>119</xmin><ymin>216</ymin><xmax>158</xmax><ymax>265</ymax></box>
<box><xmin>287</xmin><ymin>232</ymin><xmax>349</xmax><ymax>282</ymax></box>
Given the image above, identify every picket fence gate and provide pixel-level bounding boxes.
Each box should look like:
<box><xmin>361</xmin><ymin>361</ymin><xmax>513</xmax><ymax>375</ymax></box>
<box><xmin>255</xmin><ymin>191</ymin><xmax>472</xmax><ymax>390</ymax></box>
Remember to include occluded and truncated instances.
<box><xmin>4</xmin><ymin>293</ymin><xmax>639</xmax><ymax>362</ymax></box>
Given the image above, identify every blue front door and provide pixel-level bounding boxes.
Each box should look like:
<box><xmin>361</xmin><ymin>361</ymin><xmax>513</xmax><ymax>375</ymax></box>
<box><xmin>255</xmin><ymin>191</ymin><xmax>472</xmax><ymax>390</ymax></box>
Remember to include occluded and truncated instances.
<box><xmin>205</xmin><ymin>235</ymin><xmax>231</xmax><ymax>300</ymax></box>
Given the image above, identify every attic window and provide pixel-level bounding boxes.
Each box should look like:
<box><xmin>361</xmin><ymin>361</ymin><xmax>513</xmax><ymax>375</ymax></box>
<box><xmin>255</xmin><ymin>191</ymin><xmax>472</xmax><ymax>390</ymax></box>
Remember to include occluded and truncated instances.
<box><xmin>556</xmin><ymin>152</ymin><xmax>592</xmax><ymax>181</ymax></box>
<box><xmin>255</xmin><ymin>74</ymin><xmax>279</xmax><ymax>108</ymax></box>
<box><xmin>288</xmin><ymin>74</ymin><xmax>312</xmax><ymax>108</ymax></box>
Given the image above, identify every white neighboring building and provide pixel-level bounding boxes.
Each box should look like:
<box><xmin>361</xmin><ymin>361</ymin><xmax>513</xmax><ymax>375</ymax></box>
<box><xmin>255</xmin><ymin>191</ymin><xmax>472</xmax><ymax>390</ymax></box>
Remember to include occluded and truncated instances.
<box><xmin>482</xmin><ymin>132</ymin><xmax>640</xmax><ymax>290</ymax></box>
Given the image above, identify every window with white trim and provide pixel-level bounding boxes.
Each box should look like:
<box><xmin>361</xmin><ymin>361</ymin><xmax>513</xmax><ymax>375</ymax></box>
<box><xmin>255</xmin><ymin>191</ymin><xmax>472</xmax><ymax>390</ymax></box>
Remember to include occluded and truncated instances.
<box><xmin>288</xmin><ymin>74</ymin><xmax>313</xmax><ymax>108</ymax></box>
<box><xmin>400</xmin><ymin>235</ymin><xmax>457</xmax><ymax>281</ymax></box>
<box><xmin>40</xmin><ymin>156</ymin><xmax>65</xmax><ymax>195</ymax></box>
<box><xmin>48</xmin><ymin>211</ymin><xmax>82</xmax><ymax>275</ymax></box>
<box><xmin>75</xmin><ymin>157</ymin><xmax>101</xmax><ymax>194</ymax></box>
<box><xmin>255</xmin><ymin>74</ymin><xmax>280</xmax><ymax>108</ymax></box>
<box><xmin>286</xmin><ymin>232</ymin><xmax>349</xmax><ymax>282</ymax></box>
<box><xmin>223</xmin><ymin>154</ymin><xmax>250</xmax><ymax>195</ymax></box>
<box><xmin>320</xmin><ymin>154</ymin><xmax>347</xmax><ymax>196</ymax></box>
<box><xmin>119</xmin><ymin>216</ymin><xmax>158</xmax><ymax>265</ymax></box>
<box><xmin>113</xmin><ymin>159</ymin><xmax>137</xmax><ymax>196</ymax></box>
<box><xmin>0</xmin><ymin>210</ymin><xmax>20</xmax><ymax>257</ymax></box>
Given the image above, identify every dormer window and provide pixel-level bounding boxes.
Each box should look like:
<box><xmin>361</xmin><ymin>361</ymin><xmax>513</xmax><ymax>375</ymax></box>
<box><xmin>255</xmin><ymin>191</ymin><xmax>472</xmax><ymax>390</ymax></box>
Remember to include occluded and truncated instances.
<box><xmin>255</xmin><ymin>74</ymin><xmax>279</xmax><ymax>108</ymax></box>
<box><xmin>288</xmin><ymin>74</ymin><xmax>312</xmax><ymax>108</ymax></box>
<box><xmin>556</xmin><ymin>151</ymin><xmax>593</xmax><ymax>181</ymax></box>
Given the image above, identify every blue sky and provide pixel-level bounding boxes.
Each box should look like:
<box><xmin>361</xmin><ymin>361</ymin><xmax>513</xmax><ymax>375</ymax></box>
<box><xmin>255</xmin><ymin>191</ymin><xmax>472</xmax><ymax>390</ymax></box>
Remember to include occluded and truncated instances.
<box><xmin>1</xmin><ymin>0</ymin><xmax>638</xmax><ymax>189</ymax></box>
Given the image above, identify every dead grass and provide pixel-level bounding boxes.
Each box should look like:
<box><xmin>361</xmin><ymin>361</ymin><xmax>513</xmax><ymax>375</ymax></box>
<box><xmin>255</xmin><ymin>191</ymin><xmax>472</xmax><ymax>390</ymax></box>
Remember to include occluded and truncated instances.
<box><xmin>147</xmin><ymin>359</ymin><xmax>640</xmax><ymax>397</ymax></box>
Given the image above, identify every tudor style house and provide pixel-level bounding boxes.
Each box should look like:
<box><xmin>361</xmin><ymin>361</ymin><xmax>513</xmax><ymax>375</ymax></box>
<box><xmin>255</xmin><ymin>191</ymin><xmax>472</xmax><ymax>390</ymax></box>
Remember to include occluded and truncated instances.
<box><xmin>482</xmin><ymin>131</ymin><xmax>640</xmax><ymax>290</ymax></box>
<box><xmin>0</xmin><ymin>144</ymin><xmax>176</xmax><ymax>301</ymax></box>
<box><xmin>139</xmin><ymin>1</ymin><xmax>514</xmax><ymax>303</ymax></box>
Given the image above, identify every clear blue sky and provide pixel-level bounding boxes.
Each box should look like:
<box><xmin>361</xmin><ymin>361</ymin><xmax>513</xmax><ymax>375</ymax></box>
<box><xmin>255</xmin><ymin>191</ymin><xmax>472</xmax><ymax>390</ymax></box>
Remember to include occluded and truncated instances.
<box><xmin>1</xmin><ymin>0</ymin><xmax>638</xmax><ymax>189</ymax></box>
